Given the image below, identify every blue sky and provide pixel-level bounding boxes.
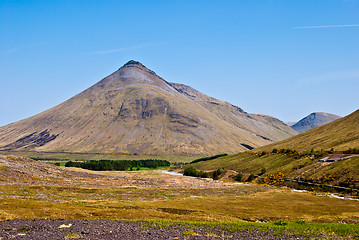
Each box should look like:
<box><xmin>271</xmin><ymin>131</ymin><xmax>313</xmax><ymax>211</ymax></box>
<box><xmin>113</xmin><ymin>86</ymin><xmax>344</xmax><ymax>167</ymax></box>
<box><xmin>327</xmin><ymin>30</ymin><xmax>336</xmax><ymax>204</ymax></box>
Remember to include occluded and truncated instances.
<box><xmin>0</xmin><ymin>0</ymin><xmax>358</xmax><ymax>126</ymax></box>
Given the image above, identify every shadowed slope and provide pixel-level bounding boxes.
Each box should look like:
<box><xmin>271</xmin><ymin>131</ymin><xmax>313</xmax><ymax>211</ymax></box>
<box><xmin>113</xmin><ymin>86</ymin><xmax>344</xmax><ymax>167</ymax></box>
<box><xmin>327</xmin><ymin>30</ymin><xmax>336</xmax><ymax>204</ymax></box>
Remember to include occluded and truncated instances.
<box><xmin>291</xmin><ymin>112</ymin><xmax>341</xmax><ymax>133</ymax></box>
<box><xmin>0</xmin><ymin>61</ymin><xmax>296</xmax><ymax>155</ymax></box>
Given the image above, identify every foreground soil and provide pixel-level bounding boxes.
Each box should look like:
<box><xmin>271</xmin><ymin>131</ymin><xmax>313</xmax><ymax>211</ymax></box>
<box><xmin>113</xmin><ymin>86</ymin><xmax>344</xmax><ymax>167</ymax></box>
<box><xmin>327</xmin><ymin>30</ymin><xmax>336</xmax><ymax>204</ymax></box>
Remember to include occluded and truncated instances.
<box><xmin>0</xmin><ymin>219</ymin><xmax>310</xmax><ymax>240</ymax></box>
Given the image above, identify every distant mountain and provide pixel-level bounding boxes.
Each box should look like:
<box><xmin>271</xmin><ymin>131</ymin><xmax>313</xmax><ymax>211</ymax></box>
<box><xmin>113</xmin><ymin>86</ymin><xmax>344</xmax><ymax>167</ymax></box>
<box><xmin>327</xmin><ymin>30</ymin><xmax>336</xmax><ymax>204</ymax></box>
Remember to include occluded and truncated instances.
<box><xmin>285</xmin><ymin>122</ymin><xmax>296</xmax><ymax>127</ymax></box>
<box><xmin>0</xmin><ymin>60</ymin><xmax>296</xmax><ymax>155</ymax></box>
<box><xmin>291</xmin><ymin>112</ymin><xmax>341</xmax><ymax>133</ymax></box>
<box><xmin>257</xmin><ymin>109</ymin><xmax>359</xmax><ymax>152</ymax></box>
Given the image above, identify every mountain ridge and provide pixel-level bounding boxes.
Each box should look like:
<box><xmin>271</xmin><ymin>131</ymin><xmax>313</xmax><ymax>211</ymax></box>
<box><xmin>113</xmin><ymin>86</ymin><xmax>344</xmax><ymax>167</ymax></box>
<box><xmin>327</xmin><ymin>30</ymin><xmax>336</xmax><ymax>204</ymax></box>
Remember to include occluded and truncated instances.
<box><xmin>0</xmin><ymin>60</ymin><xmax>297</xmax><ymax>155</ymax></box>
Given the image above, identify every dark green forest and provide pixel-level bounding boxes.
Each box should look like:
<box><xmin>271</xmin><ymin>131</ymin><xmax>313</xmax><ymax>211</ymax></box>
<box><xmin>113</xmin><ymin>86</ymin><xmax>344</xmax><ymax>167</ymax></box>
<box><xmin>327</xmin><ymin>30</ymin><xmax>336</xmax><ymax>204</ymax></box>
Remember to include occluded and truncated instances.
<box><xmin>65</xmin><ymin>159</ymin><xmax>170</xmax><ymax>171</ymax></box>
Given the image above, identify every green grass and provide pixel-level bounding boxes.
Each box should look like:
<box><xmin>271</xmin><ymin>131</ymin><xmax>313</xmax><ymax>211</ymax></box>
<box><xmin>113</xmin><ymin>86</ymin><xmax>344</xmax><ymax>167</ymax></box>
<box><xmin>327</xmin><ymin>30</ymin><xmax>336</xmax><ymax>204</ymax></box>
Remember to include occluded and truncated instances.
<box><xmin>139</xmin><ymin>219</ymin><xmax>359</xmax><ymax>239</ymax></box>
<box><xmin>65</xmin><ymin>233</ymin><xmax>81</xmax><ymax>239</ymax></box>
<box><xmin>135</xmin><ymin>166</ymin><xmax>168</xmax><ymax>171</ymax></box>
<box><xmin>46</xmin><ymin>161</ymin><xmax>67</xmax><ymax>166</ymax></box>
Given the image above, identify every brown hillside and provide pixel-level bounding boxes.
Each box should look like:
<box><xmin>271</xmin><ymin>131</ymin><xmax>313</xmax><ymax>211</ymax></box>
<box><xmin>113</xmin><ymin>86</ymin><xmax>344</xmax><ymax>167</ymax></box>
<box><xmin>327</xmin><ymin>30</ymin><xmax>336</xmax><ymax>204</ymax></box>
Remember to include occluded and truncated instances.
<box><xmin>0</xmin><ymin>61</ymin><xmax>296</xmax><ymax>155</ymax></box>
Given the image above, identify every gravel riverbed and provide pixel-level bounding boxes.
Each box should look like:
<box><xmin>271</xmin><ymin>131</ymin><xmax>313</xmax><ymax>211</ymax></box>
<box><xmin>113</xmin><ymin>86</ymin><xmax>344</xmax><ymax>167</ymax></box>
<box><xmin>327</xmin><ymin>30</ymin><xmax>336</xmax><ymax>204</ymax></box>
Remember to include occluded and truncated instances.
<box><xmin>0</xmin><ymin>219</ymin><xmax>308</xmax><ymax>240</ymax></box>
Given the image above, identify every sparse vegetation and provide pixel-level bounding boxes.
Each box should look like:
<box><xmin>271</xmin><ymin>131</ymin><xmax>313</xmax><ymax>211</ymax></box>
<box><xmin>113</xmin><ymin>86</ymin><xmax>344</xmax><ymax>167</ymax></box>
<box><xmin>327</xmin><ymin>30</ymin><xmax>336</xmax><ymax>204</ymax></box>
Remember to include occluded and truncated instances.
<box><xmin>183</xmin><ymin>230</ymin><xmax>197</xmax><ymax>236</ymax></box>
<box><xmin>65</xmin><ymin>233</ymin><xmax>81</xmax><ymax>239</ymax></box>
<box><xmin>17</xmin><ymin>226</ymin><xmax>29</xmax><ymax>232</ymax></box>
<box><xmin>344</xmin><ymin>148</ymin><xmax>359</xmax><ymax>154</ymax></box>
<box><xmin>186</xmin><ymin>150</ymin><xmax>359</xmax><ymax>192</ymax></box>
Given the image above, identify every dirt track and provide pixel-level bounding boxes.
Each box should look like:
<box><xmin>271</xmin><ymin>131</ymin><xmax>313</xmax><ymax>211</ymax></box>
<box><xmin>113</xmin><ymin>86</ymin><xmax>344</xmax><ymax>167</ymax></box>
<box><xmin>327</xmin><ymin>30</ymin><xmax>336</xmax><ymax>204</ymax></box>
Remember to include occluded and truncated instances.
<box><xmin>0</xmin><ymin>219</ymin><xmax>307</xmax><ymax>240</ymax></box>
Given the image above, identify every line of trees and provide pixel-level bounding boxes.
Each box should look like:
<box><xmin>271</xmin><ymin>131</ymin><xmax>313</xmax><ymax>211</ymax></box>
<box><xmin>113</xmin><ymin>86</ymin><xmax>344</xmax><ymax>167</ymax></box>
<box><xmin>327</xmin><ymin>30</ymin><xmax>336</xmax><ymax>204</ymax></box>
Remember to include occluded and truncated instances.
<box><xmin>189</xmin><ymin>154</ymin><xmax>228</xmax><ymax>164</ymax></box>
<box><xmin>65</xmin><ymin>159</ymin><xmax>170</xmax><ymax>171</ymax></box>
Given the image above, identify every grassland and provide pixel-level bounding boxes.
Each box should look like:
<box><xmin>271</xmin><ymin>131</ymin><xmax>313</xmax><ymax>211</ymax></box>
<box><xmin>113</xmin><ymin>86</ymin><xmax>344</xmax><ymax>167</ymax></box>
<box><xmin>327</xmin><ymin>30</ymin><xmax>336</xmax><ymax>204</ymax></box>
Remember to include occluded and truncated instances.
<box><xmin>187</xmin><ymin>153</ymin><xmax>307</xmax><ymax>175</ymax></box>
<box><xmin>1</xmin><ymin>155</ymin><xmax>358</xmax><ymax>238</ymax></box>
<box><xmin>0</xmin><ymin>184</ymin><xmax>358</xmax><ymax>224</ymax></box>
<box><xmin>186</xmin><ymin>153</ymin><xmax>359</xmax><ymax>190</ymax></box>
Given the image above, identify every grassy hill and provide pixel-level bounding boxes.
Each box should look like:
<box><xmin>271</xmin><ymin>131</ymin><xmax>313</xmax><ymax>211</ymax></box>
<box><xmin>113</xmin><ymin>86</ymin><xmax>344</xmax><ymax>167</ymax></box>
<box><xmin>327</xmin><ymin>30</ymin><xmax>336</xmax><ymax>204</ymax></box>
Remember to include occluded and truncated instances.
<box><xmin>187</xmin><ymin>153</ymin><xmax>359</xmax><ymax>190</ymax></box>
<box><xmin>188</xmin><ymin>153</ymin><xmax>306</xmax><ymax>175</ymax></box>
<box><xmin>256</xmin><ymin>109</ymin><xmax>359</xmax><ymax>152</ymax></box>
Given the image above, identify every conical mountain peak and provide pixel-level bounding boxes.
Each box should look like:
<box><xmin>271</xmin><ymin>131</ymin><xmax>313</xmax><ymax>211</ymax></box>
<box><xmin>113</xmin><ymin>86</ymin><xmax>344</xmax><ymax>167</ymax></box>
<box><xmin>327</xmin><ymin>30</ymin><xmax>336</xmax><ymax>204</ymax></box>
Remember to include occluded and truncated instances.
<box><xmin>123</xmin><ymin>60</ymin><xmax>145</xmax><ymax>67</ymax></box>
<box><xmin>120</xmin><ymin>60</ymin><xmax>157</xmax><ymax>76</ymax></box>
<box><xmin>0</xmin><ymin>61</ymin><xmax>297</xmax><ymax>155</ymax></box>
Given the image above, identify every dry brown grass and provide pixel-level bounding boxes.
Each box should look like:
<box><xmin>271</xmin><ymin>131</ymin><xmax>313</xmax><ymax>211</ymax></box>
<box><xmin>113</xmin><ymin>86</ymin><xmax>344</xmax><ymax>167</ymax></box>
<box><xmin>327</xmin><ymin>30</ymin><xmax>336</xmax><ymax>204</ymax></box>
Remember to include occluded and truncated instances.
<box><xmin>0</xmin><ymin>185</ymin><xmax>358</xmax><ymax>223</ymax></box>
<box><xmin>0</xmin><ymin>155</ymin><xmax>358</xmax><ymax>224</ymax></box>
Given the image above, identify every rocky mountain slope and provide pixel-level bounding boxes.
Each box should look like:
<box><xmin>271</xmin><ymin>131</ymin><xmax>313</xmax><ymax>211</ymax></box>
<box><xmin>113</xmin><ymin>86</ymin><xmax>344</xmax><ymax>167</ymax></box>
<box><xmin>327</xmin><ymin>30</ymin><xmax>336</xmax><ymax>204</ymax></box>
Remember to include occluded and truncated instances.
<box><xmin>257</xmin><ymin>109</ymin><xmax>359</xmax><ymax>152</ymax></box>
<box><xmin>0</xmin><ymin>61</ymin><xmax>296</xmax><ymax>155</ymax></box>
<box><xmin>291</xmin><ymin>112</ymin><xmax>341</xmax><ymax>133</ymax></box>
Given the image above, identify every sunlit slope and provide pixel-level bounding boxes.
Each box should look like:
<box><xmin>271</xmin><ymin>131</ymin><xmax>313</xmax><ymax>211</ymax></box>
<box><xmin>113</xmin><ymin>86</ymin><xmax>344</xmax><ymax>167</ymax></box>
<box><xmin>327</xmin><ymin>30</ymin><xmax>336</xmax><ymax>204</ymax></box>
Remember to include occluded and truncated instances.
<box><xmin>189</xmin><ymin>153</ymin><xmax>308</xmax><ymax>175</ymax></box>
<box><xmin>256</xmin><ymin>109</ymin><xmax>359</xmax><ymax>152</ymax></box>
<box><xmin>0</xmin><ymin>61</ymin><xmax>296</xmax><ymax>155</ymax></box>
<box><xmin>188</xmin><ymin>153</ymin><xmax>359</xmax><ymax>188</ymax></box>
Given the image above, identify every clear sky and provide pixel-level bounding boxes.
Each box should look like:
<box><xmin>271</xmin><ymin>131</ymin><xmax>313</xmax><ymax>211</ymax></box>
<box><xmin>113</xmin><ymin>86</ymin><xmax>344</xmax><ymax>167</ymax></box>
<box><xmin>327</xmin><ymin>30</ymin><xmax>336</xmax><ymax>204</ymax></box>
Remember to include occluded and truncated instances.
<box><xmin>0</xmin><ymin>0</ymin><xmax>358</xmax><ymax>126</ymax></box>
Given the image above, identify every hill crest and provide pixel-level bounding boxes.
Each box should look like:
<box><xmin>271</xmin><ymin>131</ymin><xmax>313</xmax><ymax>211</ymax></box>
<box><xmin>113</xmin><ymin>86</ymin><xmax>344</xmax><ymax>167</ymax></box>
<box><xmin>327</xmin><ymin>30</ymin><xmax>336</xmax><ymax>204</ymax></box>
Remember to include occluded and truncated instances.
<box><xmin>257</xmin><ymin>109</ymin><xmax>359</xmax><ymax>152</ymax></box>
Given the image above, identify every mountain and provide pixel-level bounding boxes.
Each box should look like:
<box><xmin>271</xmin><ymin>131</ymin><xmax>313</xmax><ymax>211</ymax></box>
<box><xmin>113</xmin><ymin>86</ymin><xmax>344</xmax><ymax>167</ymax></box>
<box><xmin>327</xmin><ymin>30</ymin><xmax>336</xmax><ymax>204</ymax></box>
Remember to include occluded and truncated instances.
<box><xmin>291</xmin><ymin>112</ymin><xmax>341</xmax><ymax>133</ymax></box>
<box><xmin>285</xmin><ymin>122</ymin><xmax>296</xmax><ymax>127</ymax></box>
<box><xmin>256</xmin><ymin>109</ymin><xmax>359</xmax><ymax>152</ymax></box>
<box><xmin>0</xmin><ymin>60</ymin><xmax>297</xmax><ymax>155</ymax></box>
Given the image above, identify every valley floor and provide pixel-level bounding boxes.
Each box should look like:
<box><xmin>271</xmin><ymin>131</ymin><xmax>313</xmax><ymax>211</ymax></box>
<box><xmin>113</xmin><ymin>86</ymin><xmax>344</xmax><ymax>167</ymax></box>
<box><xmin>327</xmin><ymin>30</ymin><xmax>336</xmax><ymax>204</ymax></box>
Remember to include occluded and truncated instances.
<box><xmin>0</xmin><ymin>155</ymin><xmax>358</xmax><ymax>239</ymax></box>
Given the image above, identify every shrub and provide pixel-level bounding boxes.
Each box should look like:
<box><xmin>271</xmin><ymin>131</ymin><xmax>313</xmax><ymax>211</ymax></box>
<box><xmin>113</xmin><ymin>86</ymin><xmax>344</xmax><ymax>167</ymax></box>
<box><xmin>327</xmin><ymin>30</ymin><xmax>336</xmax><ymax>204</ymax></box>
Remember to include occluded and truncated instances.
<box><xmin>212</xmin><ymin>171</ymin><xmax>219</xmax><ymax>180</ymax></box>
<box><xmin>259</xmin><ymin>151</ymin><xmax>267</xmax><ymax>157</ymax></box>
<box><xmin>274</xmin><ymin>220</ymin><xmax>288</xmax><ymax>226</ymax></box>
<box><xmin>212</xmin><ymin>169</ymin><xmax>223</xmax><ymax>180</ymax></box>
<box><xmin>183</xmin><ymin>167</ymin><xmax>198</xmax><ymax>177</ymax></box>
<box><xmin>260</xmin><ymin>167</ymin><xmax>267</xmax><ymax>175</ymax></box>
<box><xmin>183</xmin><ymin>167</ymin><xmax>209</xmax><ymax>178</ymax></box>
<box><xmin>246</xmin><ymin>174</ymin><xmax>256</xmax><ymax>182</ymax></box>
<box><xmin>199</xmin><ymin>171</ymin><xmax>209</xmax><ymax>178</ymax></box>
<box><xmin>235</xmin><ymin>173</ymin><xmax>242</xmax><ymax>182</ymax></box>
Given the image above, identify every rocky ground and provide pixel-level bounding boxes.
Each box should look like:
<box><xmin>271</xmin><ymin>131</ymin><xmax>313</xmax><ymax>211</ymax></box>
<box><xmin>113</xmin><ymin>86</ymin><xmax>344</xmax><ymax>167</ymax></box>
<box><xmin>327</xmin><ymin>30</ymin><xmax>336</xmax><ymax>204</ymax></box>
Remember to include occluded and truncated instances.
<box><xmin>0</xmin><ymin>219</ymin><xmax>307</xmax><ymax>240</ymax></box>
<box><xmin>0</xmin><ymin>155</ymin><xmax>241</xmax><ymax>189</ymax></box>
